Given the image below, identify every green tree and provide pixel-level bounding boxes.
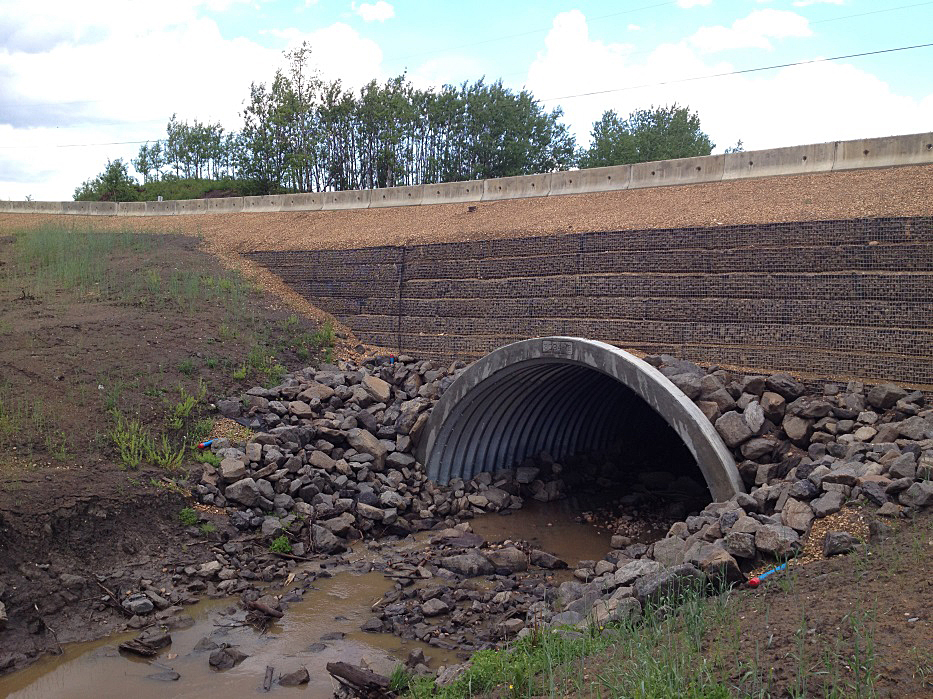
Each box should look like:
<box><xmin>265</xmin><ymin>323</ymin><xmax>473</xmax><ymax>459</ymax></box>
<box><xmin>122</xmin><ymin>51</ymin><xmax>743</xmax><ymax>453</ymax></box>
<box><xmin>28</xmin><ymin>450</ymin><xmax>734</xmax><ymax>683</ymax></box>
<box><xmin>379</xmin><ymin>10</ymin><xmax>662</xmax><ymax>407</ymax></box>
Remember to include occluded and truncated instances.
<box><xmin>580</xmin><ymin>104</ymin><xmax>714</xmax><ymax>168</ymax></box>
<box><xmin>73</xmin><ymin>159</ymin><xmax>139</xmax><ymax>201</ymax></box>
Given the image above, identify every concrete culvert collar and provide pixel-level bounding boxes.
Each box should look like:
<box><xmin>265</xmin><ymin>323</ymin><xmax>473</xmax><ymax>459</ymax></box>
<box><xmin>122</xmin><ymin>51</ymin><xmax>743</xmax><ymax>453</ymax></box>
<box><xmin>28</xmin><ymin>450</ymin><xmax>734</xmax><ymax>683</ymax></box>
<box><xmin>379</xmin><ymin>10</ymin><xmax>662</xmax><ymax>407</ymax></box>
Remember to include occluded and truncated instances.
<box><xmin>417</xmin><ymin>337</ymin><xmax>744</xmax><ymax>502</ymax></box>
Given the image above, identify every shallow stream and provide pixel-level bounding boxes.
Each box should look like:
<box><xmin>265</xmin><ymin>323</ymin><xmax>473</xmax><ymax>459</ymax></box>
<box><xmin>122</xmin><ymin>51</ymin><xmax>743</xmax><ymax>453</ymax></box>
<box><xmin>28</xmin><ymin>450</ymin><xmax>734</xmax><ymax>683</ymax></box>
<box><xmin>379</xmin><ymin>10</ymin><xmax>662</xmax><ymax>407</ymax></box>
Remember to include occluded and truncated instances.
<box><xmin>0</xmin><ymin>501</ymin><xmax>613</xmax><ymax>698</ymax></box>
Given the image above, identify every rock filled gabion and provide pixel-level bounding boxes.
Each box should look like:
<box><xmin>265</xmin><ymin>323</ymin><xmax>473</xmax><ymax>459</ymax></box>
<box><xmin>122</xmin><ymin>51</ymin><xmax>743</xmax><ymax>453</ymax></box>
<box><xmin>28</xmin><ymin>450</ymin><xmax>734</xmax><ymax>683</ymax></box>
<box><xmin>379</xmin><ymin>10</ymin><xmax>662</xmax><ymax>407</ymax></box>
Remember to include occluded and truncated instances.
<box><xmin>195</xmin><ymin>352</ymin><xmax>933</xmax><ymax>647</ymax></box>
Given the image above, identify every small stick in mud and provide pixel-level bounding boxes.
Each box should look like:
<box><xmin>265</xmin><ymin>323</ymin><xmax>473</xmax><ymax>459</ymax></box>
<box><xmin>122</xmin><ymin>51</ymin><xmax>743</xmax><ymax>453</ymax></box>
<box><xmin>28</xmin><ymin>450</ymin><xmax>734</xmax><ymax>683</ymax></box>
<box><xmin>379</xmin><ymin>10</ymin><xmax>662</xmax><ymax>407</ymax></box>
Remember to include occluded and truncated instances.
<box><xmin>263</xmin><ymin>665</ymin><xmax>274</xmax><ymax>691</ymax></box>
<box><xmin>95</xmin><ymin>580</ymin><xmax>133</xmax><ymax>617</ymax></box>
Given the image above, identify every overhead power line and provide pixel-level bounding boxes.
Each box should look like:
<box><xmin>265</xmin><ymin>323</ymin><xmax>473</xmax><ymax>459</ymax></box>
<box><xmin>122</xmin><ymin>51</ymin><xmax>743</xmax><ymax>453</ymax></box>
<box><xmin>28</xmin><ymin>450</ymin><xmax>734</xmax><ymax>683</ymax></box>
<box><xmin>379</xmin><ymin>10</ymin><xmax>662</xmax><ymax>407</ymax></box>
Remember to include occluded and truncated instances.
<box><xmin>1</xmin><ymin>40</ymin><xmax>931</xmax><ymax>151</ymax></box>
<box><xmin>539</xmin><ymin>41</ymin><xmax>933</xmax><ymax>102</ymax></box>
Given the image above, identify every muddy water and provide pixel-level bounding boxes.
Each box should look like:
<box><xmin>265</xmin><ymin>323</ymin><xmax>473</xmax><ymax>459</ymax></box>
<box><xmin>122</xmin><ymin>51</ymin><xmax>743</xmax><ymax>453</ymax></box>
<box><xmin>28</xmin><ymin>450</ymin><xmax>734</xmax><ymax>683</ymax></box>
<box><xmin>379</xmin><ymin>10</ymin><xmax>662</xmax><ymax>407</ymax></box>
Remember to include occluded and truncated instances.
<box><xmin>0</xmin><ymin>501</ymin><xmax>614</xmax><ymax>698</ymax></box>
<box><xmin>470</xmin><ymin>499</ymin><xmax>613</xmax><ymax>567</ymax></box>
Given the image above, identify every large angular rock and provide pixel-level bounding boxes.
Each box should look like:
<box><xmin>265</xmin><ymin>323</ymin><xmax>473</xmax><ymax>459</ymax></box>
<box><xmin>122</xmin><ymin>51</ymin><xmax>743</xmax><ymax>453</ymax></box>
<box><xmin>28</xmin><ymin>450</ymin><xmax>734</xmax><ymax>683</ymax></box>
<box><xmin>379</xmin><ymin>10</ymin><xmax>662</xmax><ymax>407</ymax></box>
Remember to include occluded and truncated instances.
<box><xmin>219</xmin><ymin>458</ymin><xmax>247</xmax><ymax>482</ymax></box>
<box><xmin>697</xmin><ymin>545</ymin><xmax>745</xmax><ymax>585</ymax></box>
<box><xmin>811</xmin><ymin>490</ymin><xmax>845</xmax><ymax>517</ymax></box>
<box><xmin>782</xmin><ymin>416</ymin><xmax>812</xmax><ymax>445</ymax></box>
<box><xmin>634</xmin><ymin>564</ymin><xmax>706</xmax><ymax>605</ymax></box>
<box><xmin>899</xmin><ymin>416</ymin><xmax>932</xmax><ymax>441</ymax></box>
<box><xmin>224</xmin><ymin>478</ymin><xmax>260</xmax><ymax>507</ymax></box>
<box><xmin>866</xmin><ymin>383</ymin><xmax>908</xmax><ymax>410</ymax></box>
<box><xmin>311</xmin><ymin>524</ymin><xmax>345</xmax><ymax>554</ymax></box>
<box><xmin>760</xmin><ymin>391</ymin><xmax>786</xmax><ymax>423</ymax></box>
<box><xmin>614</xmin><ymin>559</ymin><xmax>662</xmax><ymax>587</ymax></box>
<box><xmin>347</xmin><ymin>428</ymin><xmax>387</xmax><ymax>471</ymax></box>
<box><xmin>591</xmin><ymin>596</ymin><xmax>641</xmax><ymax>626</ymax></box>
<box><xmin>439</xmin><ymin>551</ymin><xmax>495</xmax><ymax>577</ymax></box>
<box><xmin>766</xmin><ymin>374</ymin><xmax>805</xmax><ymax>400</ymax></box>
<box><xmin>362</xmin><ymin>375</ymin><xmax>392</xmax><ymax>403</ymax></box>
<box><xmin>669</xmin><ymin>373</ymin><xmax>702</xmax><ymax>399</ymax></box>
<box><xmin>422</xmin><ymin>598</ymin><xmax>450</xmax><ymax>617</ymax></box>
<box><xmin>743</xmin><ymin>401</ymin><xmax>765</xmax><ymax>434</ymax></box>
<box><xmin>900</xmin><ymin>481</ymin><xmax>933</xmax><ymax>509</ymax></box>
<box><xmin>299</xmin><ymin>382</ymin><xmax>334</xmax><ymax>402</ymax></box>
<box><xmin>781</xmin><ymin>498</ymin><xmax>814</xmax><ymax>533</ymax></box>
<box><xmin>279</xmin><ymin>667</ymin><xmax>310</xmax><ymax>687</ymax></box>
<box><xmin>288</xmin><ymin>400</ymin><xmax>315</xmax><ymax>419</ymax></box>
<box><xmin>530</xmin><ymin>550</ymin><xmax>567</xmax><ymax>569</ymax></box>
<box><xmin>356</xmin><ymin>502</ymin><xmax>385</xmax><ymax>521</ymax></box>
<box><xmin>723</xmin><ymin>532</ymin><xmax>757</xmax><ymax>559</ymax></box>
<box><xmin>652</xmin><ymin>537</ymin><xmax>687</xmax><ymax>567</ymax></box>
<box><xmin>485</xmin><ymin>547</ymin><xmax>528</xmax><ymax>573</ymax></box>
<box><xmin>754</xmin><ymin>524</ymin><xmax>800</xmax><ymax>558</ymax></box>
<box><xmin>715</xmin><ymin>411</ymin><xmax>754</xmax><ymax>448</ymax></box>
<box><xmin>888</xmin><ymin>453</ymin><xmax>917</xmax><ymax>480</ymax></box>
<box><xmin>209</xmin><ymin>646</ymin><xmax>249</xmax><ymax>670</ymax></box>
<box><xmin>823</xmin><ymin>531</ymin><xmax>858</xmax><ymax>557</ymax></box>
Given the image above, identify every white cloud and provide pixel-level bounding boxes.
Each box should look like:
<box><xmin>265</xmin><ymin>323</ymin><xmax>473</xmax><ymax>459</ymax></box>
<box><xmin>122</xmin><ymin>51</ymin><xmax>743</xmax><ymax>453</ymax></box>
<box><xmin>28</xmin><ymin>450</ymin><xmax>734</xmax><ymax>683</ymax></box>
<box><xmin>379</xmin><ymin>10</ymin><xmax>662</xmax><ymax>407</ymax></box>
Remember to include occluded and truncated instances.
<box><xmin>628</xmin><ymin>24</ymin><xmax>642</xmax><ymax>31</ymax></box>
<box><xmin>690</xmin><ymin>9</ymin><xmax>811</xmax><ymax>53</ymax></box>
<box><xmin>677</xmin><ymin>0</ymin><xmax>712</xmax><ymax>7</ymax></box>
<box><xmin>354</xmin><ymin>1</ymin><xmax>394</xmax><ymax>22</ymax></box>
<box><xmin>0</xmin><ymin>2</ymin><xmax>385</xmax><ymax>199</ymax></box>
<box><xmin>526</xmin><ymin>10</ymin><xmax>933</xmax><ymax>155</ymax></box>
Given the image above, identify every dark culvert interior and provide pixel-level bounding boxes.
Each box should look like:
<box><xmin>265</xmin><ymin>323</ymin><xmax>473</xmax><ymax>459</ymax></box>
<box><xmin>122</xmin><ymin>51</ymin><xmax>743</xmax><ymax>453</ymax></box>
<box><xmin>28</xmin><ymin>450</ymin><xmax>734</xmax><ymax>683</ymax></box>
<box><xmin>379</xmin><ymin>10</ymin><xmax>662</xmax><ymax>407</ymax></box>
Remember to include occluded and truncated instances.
<box><xmin>430</xmin><ymin>362</ymin><xmax>714</xmax><ymax>538</ymax></box>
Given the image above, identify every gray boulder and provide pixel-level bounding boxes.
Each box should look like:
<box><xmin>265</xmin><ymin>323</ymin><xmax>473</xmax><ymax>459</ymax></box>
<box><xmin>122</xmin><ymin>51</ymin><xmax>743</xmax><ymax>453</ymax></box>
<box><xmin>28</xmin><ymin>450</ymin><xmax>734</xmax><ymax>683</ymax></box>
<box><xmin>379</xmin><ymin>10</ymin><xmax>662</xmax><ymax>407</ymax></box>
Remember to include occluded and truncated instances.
<box><xmin>755</xmin><ymin>524</ymin><xmax>800</xmax><ymax>558</ymax></box>
<box><xmin>224</xmin><ymin>478</ymin><xmax>260</xmax><ymax>507</ymax></box>
<box><xmin>634</xmin><ymin>564</ymin><xmax>706</xmax><ymax>605</ymax></box>
<box><xmin>439</xmin><ymin>551</ymin><xmax>495</xmax><ymax>577</ymax></box>
<box><xmin>715</xmin><ymin>411</ymin><xmax>753</xmax><ymax>448</ymax></box>
<box><xmin>866</xmin><ymin>383</ymin><xmax>907</xmax><ymax>410</ymax></box>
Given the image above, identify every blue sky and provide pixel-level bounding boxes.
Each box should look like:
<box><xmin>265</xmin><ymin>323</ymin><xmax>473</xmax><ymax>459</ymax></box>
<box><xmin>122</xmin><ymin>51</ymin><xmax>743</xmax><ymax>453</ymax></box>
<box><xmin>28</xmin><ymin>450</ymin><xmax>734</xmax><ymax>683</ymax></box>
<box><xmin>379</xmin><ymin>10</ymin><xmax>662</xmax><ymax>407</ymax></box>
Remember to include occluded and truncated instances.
<box><xmin>1</xmin><ymin>0</ymin><xmax>931</xmax><ymax>199</ymax></box>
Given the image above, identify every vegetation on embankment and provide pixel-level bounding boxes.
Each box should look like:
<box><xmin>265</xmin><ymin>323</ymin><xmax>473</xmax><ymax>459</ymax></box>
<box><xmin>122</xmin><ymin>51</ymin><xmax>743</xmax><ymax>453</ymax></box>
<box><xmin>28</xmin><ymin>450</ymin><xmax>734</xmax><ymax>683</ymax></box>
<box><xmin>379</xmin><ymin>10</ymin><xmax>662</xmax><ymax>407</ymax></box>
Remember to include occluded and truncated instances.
<box><xmin>392</xmin><ymin>511</ymin><xmax>932</xmax><ymax>699</ymax></box>
<box><xmin>73</xmin><ymin>45</ymin><xmax>727</xmax><ymax>201</ymax></box>
<box><xmin>0</xmin><ymin>223</ymin><xmax>334</xmax><ymax>475</ymax></box>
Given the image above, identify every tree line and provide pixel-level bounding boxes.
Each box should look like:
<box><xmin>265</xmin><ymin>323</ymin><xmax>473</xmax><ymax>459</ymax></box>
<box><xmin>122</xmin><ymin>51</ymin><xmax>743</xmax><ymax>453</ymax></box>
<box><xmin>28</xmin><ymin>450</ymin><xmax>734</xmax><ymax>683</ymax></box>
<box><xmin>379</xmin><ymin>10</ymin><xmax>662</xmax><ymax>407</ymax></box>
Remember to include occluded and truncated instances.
<box><xmin>76</xmin><ymin>45</ymin><xmax>729</xmax><ymax>201</ymax></box>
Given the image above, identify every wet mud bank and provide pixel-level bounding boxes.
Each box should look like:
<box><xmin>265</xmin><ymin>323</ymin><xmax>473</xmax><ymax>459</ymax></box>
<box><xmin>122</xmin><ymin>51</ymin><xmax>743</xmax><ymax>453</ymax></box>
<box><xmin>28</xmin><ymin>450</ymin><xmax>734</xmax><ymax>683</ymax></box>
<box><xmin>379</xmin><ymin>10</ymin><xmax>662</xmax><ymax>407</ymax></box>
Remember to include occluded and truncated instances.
<box><xmin>3</xmin><ymin>350</ymin><xmax>932</xmax><ymax>697</ymax></box>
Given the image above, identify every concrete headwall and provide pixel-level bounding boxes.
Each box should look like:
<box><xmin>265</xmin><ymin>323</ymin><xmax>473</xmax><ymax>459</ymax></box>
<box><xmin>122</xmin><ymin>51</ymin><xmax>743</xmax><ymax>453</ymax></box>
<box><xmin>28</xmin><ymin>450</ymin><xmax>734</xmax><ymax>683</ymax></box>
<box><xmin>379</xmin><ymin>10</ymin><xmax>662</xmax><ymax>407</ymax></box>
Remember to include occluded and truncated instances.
<box><xmin>247</xmin><ymin>216</ymin><xmax>933</xmax><ymax>390</ymax></box>
<box><xmin>3</xmin><ymin>132</ymin><xmax>931</xmax><ymax>215</ymax></box>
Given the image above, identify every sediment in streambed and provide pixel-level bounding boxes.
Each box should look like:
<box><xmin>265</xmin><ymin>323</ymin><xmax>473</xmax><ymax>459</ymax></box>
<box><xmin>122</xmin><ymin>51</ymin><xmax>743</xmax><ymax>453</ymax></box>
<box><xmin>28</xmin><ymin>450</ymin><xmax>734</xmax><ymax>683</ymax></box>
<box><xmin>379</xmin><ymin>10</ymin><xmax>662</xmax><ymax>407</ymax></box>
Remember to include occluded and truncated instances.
<box><xmin>2</xmin><ymin>350</ymin><xmax>932</xmax><ymax>694</ymax></box>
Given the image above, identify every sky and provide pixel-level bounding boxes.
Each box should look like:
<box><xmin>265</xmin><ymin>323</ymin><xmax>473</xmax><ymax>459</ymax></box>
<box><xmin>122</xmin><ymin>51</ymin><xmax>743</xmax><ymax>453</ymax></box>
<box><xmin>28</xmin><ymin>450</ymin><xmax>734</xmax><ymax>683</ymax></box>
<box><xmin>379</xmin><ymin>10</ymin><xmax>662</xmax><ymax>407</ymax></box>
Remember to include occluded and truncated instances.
<box><xmin>1</xmin><ymin>0</ymin><xmax>931</xmax><ymax>200</ymax></box>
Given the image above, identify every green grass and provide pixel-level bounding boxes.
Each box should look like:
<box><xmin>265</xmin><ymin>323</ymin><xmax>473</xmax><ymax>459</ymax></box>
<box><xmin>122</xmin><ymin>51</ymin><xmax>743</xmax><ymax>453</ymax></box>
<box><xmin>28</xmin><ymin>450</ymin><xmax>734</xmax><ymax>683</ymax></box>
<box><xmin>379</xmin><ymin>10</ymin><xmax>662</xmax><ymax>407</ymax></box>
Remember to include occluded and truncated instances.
<box><xmin>269</xmin><ymin>535</ymin><xmax>293</xmax><ymax>554</ymax></box>
<box><xmin>397</xmin><ymin>564</ymin><xmax>888</xmax><ymax>699</ymax></box>
<box><xmin>10</xmin><ymin>225</ymin><xmax>153</xmax><ymax>297</ymax></box>
<box><xmin>109</xmin><ymin>409</ymin><xmax>186</xmax><ymax>471</ymax></box>
<box><xmin>194</xmin><ymin>450</ymin><xmax>221</xmax><ymax>467</ymax></box>
<box><xmin>399</xmin><ymin>582</ymin><xmax>731</xmax><ymax>699</ymax></box>
<box><xmin>0</xmin><ymin>383</ymin><xmax>52</xmax><ymax>453</ymax></box>
<box><xmin>8</xmin><ymin>225</ymin><xmax>250</xmax><ymax>312</ymax></box>
<box><xmin>179</xmin><ymin>506</ymin><xmax>199</xmax><ymax>526</ymax></box>
<box><xmin>167</xmin><ymin>381</ymin><xmax>206</xmax><ymax>430</ymax></box>
<box><xmin>232</xmin><ymin>343</ymin><xmax>287</xmax><ymax>387</ymax></box>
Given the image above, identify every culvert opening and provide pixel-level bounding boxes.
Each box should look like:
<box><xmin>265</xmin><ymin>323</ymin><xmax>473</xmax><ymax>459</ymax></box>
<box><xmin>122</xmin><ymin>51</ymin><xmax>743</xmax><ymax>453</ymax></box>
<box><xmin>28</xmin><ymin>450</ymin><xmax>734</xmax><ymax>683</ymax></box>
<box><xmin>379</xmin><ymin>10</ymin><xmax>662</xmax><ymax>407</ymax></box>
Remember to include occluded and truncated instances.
<box><xmin>420</xmin><ymin>337</ymin><xmax>742</xmax><ymax>508</ymax></box>
<box><xmin>427</xmin><ymin>361</ymin><xmax>713</xmax><ymax>540</ymax></box>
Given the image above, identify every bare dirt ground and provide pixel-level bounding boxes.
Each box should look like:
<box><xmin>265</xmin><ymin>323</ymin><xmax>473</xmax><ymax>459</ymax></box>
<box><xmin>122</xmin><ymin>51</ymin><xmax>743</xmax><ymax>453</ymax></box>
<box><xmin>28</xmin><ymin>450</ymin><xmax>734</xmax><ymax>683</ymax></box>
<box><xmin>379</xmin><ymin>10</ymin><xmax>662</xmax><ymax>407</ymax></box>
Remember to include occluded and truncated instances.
<box><xmin>0</xmin><ymin>229</ymin><xmax>334</xmax><ymax>671</ymax></box>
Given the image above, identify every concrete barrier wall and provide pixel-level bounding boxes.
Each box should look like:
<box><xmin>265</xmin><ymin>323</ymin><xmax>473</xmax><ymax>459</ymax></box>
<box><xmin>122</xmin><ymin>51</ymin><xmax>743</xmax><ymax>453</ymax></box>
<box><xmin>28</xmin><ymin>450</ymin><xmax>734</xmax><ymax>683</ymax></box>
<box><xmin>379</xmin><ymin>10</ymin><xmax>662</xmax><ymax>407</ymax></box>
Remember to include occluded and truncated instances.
<box><xmin>422</xmin><ymin>181</ymin><xmax>481</xmax><ymax>205</ymax></box>
<box><xmin>482</xmin><ymin>173</ymin><xmax>551</xmax><ymax>201</ymax></box>
<box><xmin>144</xmin><ymin>200</ymin><xmax>178</xmax><ymax>215</ymax></box>
<box><xmin>723</xmin><ymin>142</ymin><xmax>836</xmax><ymax>180</ymax></box>
<box><xmin>322</xmin><ymin>190</ymin><xmax>372</xmax><ymax>211</ymax></box>
<box><xmin>116</xmin><ymin>202</ymin><xmax>147</xmax><ymax>216</ymax></box>
<box><xmin>207</xmin><ymin>197</ymin><xmax>245</xmax><ymax>213</ymax></box>
<box><xmin>834</xmin><ymin>133</ymin><xmax>933</xmax><ymax>170</ymax></box>
<box><xmin>7</xmin><ymin>132</ymin><xmax>933</xmax><ymax>216</ymax></box>
<box><xmin>630</xmin><ymin>155</ymin><xmax>724</xmax><ymax>189</ymax></box>
<box><xmin>247</xmin><ymin>216</ymin><xmax>933</xmax><ymax>389</ymax></box>
<box><xmin>369</xmin><ymin>185</ymin><xmax>424</xmax><ymax>208</ymax></box>
<box><xmin>549</xmin><ymin>165</ymin><xmax>631</xmax><ymax>195</ymax></box>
